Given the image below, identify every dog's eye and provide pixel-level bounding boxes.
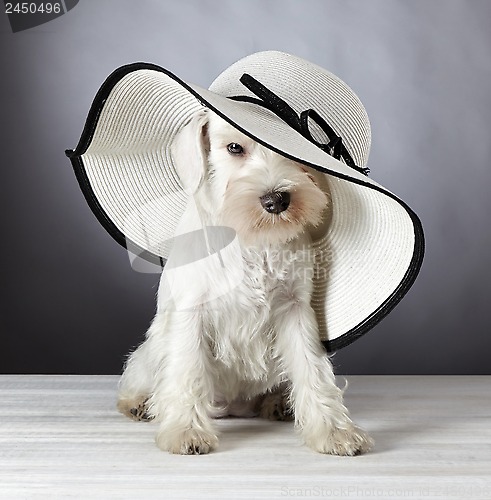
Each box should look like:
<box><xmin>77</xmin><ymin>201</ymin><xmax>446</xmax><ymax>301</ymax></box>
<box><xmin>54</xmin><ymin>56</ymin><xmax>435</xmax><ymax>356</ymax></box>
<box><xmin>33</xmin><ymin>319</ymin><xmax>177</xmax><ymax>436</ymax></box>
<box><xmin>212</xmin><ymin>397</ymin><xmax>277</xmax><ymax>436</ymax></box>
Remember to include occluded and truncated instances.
<box><xmin>227</xmin><ymin>143</ymin><xmax>244</xmax><ymax>155</ymax></box>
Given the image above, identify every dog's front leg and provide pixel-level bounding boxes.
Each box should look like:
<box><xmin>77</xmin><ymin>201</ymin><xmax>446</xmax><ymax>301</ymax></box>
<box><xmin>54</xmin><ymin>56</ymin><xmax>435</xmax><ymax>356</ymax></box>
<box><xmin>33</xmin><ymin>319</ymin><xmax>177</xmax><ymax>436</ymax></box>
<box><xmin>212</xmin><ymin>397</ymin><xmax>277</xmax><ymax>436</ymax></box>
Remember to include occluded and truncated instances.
<box><xmin>273</xmin><ymin>287</ymin><xmax>373</xmax><ymax>455</ymax></box>
<box><xmin>151</xmin><ymin>308</ymin><xmax>218</xmax><ymax>455</ymax></box>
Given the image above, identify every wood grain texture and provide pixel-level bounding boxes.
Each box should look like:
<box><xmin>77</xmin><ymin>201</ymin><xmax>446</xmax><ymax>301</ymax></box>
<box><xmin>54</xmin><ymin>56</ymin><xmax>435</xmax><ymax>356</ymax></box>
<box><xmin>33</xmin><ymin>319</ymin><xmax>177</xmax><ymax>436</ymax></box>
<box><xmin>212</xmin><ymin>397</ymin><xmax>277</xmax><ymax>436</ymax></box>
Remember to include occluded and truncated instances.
<box><xmin>0</xmin><ymin>376</ymin><xmax>490</xmax><ymax>499</ymax></box>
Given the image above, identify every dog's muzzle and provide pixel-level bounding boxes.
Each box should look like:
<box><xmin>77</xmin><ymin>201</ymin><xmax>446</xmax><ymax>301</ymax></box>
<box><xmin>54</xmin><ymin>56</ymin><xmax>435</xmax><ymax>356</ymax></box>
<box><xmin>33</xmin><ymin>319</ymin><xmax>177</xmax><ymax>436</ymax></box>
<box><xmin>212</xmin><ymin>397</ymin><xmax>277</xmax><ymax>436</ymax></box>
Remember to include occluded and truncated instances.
<box><xmin>259</xmin><ymin>191</ymin><xmax>290</xmax><ymax>214</ymax></box>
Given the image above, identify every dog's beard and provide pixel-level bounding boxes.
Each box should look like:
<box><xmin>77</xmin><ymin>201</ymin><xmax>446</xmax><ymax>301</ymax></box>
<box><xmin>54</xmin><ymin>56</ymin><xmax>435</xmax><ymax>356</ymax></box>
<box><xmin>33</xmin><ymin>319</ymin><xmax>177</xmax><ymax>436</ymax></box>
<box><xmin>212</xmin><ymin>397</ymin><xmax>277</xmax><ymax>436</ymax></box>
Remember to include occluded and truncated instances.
<box><xmin>220</xmin><ymin>172</ymin><xmax>329</xmax><ymax>246</ymax></box>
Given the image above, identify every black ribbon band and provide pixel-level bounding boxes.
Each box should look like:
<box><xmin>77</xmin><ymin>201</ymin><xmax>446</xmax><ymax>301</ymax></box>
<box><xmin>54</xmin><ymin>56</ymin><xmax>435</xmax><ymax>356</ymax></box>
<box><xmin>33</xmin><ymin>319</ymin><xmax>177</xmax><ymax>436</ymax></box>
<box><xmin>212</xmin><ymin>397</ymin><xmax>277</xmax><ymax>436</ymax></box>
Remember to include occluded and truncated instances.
<box><xmin>229</xmin><ymin>74</ymin><xmax>370</xmax><ymax>176</ymax></box>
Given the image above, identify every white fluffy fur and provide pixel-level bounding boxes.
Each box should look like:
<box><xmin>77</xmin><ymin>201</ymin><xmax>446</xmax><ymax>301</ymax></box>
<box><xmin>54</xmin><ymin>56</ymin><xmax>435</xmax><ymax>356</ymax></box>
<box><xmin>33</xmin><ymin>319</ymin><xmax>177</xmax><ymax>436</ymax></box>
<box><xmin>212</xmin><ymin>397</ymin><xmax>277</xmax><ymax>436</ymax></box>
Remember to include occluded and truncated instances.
<box><xmin>117</xmin><ymin>110</ymin><xmax>373</xmax><ymax>455</ymax></box>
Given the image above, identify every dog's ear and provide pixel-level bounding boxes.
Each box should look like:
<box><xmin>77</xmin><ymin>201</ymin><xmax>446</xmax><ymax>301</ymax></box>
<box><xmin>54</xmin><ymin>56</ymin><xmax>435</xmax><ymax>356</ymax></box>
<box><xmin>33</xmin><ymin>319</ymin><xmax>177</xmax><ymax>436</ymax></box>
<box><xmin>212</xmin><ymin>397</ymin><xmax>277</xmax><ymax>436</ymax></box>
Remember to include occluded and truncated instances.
<box><xmin>171</xmin><ymin>109</ymin><xmax>210</xmax><ymax>194</ymax></box>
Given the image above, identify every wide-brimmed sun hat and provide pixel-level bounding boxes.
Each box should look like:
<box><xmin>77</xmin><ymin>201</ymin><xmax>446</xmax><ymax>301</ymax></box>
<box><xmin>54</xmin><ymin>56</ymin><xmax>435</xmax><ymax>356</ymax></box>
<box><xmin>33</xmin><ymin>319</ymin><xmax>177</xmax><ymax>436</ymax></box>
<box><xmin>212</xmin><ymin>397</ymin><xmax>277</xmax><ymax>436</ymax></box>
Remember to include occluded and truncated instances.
<box><xmin>66</xmin><ymin>51</ymin><xmax>424</xmax><ymax>352</ymax></box>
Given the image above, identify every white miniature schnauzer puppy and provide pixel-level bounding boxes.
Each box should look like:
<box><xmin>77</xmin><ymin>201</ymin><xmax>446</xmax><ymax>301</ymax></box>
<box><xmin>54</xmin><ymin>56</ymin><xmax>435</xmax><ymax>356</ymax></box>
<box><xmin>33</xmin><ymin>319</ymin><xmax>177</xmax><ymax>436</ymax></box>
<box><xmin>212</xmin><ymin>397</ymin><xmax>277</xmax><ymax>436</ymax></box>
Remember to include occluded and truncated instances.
<box><xmin>117</xmin><ymin>109</ymin><xmax>373</xmax><ymax>456</ymax></box>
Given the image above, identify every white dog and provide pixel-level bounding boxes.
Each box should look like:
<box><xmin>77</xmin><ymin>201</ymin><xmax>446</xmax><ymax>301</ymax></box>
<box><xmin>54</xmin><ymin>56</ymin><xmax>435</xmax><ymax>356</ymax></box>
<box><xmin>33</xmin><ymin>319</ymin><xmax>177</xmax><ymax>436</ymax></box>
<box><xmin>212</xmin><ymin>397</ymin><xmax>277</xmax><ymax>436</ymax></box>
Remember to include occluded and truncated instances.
<box><xmin>117</xmin><ymin>110</ymin><xmax>373</xmax><ymax>456</ymax></box>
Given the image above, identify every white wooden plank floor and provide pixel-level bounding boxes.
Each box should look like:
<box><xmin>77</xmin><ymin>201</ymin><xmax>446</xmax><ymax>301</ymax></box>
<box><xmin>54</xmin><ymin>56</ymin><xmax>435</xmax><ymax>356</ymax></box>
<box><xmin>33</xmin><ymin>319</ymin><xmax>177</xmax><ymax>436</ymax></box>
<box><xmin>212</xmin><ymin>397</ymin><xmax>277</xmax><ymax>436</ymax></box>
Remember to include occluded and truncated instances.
<box><xmin>0</xmin><ymin>376</ymin><xmax>490</xmax><ymax>499</ymax></box>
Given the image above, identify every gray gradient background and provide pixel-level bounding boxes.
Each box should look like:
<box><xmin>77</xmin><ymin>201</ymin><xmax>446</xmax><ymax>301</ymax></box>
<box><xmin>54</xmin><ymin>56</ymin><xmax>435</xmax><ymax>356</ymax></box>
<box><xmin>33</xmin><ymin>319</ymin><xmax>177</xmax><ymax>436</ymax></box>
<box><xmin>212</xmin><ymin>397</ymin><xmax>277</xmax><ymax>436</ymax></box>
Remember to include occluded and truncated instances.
<box><xmin>1</xmin><ymin>0</ymin><xmax>490</xmax><ymax>374</ymax></box>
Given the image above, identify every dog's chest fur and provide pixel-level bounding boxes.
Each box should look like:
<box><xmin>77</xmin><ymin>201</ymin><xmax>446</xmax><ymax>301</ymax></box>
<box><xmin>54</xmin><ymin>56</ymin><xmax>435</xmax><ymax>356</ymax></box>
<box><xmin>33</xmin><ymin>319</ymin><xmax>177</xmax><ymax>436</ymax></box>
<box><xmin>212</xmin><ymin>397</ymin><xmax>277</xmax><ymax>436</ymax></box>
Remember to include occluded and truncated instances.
<box><xmin>203</xmin><ymin>242</ymin><xmax>311</xmax><ymax>391</ymax></box>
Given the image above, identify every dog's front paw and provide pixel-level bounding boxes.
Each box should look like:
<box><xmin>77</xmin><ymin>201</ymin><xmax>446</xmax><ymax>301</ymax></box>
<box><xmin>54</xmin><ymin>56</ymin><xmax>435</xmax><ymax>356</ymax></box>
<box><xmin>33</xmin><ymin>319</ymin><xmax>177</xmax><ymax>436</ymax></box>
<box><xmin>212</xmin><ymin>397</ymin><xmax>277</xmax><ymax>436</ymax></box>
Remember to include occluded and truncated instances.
<box><xmin>304</xmin><ymin>424</ymin><xmax>374</xmax><ymax>456</ymax></box>
<box><xmin>156</xmin><ymin>428</ymin><xmax>218</xmax><ymax>455</ymax></box>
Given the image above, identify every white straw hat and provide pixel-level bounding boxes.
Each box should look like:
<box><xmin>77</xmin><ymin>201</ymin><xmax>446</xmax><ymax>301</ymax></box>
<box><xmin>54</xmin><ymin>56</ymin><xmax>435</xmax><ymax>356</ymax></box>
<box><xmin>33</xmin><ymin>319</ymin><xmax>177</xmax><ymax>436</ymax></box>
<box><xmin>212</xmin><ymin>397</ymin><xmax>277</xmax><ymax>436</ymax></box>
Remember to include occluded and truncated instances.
<box><xmin>66</xmin><ymin>51</ymin><xmax>424</xmax><ymax>351</ymax></box>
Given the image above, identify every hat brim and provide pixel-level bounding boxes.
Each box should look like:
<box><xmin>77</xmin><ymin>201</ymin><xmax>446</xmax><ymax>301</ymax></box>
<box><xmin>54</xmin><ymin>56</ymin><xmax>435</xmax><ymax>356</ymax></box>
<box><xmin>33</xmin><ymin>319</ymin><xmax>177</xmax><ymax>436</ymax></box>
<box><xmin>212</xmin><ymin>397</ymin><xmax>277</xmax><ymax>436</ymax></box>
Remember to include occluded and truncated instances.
<box><xmin>66</xmin><ymin>60</ymin><xmax>424</xmax><ymax>352</ymax></box>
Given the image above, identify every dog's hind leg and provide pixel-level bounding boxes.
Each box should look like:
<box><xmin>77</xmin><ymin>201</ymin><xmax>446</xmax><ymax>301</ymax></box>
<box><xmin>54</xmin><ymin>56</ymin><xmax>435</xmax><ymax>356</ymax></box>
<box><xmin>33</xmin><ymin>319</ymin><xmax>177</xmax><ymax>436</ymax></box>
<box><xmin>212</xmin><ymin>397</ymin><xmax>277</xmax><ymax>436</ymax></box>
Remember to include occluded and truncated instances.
<box><xmin>259</xmin><ymin>384</ymin><xmax>294</xmax><ymax>421</ymax></box>
<box><xmin>117</xmin><ymin>313</ymin><xmax>168</xmax><ymax>421</ymax></box>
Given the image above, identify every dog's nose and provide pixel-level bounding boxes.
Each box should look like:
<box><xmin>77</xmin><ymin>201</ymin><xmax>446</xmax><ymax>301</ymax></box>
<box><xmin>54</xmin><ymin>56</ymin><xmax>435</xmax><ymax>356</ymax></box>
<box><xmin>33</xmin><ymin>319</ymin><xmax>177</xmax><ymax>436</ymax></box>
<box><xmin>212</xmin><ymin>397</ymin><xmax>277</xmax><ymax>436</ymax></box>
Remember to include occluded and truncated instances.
<box><xmin>259</xmin><ymin>191</ymin><xmax>291</xmax><ymax>214</ymax></box>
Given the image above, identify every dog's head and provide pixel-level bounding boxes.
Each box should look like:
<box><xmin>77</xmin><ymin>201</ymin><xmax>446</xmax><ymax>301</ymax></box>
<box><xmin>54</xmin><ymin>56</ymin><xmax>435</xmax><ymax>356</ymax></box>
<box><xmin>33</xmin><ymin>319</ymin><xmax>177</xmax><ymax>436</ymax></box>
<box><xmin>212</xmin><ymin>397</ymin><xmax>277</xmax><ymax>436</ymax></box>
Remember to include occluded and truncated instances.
<box><xmin>171</xmin><ymin>109</ymin><xmax>329</xmax><ymax>246</ymax></box>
